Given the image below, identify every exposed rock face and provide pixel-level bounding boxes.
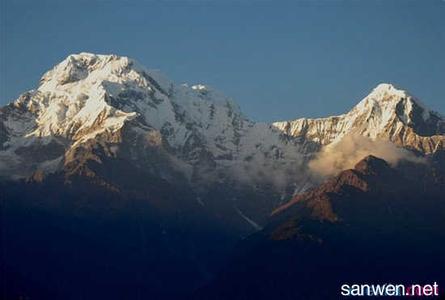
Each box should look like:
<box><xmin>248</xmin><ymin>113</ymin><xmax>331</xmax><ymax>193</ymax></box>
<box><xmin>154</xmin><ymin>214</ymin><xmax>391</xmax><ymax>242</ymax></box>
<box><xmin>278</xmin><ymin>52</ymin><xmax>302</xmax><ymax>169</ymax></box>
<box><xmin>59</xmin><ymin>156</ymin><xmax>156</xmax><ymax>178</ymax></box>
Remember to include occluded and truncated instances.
<box><xmin>273</xmin><ymin>83</ymin><xmax>445</xmax><ymax>154</ymax></box>
<box><xmin>270</xmin><ymin>153</ymin><xmax>445</xmax><ymax>243</ymax></box>
<box><xmin>272</xmin><ymin>155</ymin><xmax>398</xmax><ymax>219</ymax></box>
<box><xmin>196</xmin><ymin>155</ymin><xmax>445</xmax><ymax>299</ymax></box>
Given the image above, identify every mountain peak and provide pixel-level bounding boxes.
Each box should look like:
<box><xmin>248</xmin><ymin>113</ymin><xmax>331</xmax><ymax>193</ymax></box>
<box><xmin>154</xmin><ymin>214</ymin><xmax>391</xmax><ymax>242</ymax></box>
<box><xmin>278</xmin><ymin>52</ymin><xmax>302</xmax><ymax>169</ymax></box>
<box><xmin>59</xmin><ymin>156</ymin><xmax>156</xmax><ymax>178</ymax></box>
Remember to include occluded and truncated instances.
<box><xmin>357</xmin><ymin>83</ymin><xmax>434</xmax><ymax>119</ymax></box>
<box><xmin>38</xmin><ymin>53</ymin><xmax>138</xmax><ymax>89</ymax></box>
<box><xmin>355</xmin><ymin>83</ymin><xmax>410</xmax><ymax>112</ymax></box>
<box><xmin>273</xmin><ymin>82</ymin><xmax>444</xmax><ymax>154</ymax></box>
<box><xmin>356</xmin><ymin>83</ymin><xmax>444</xmax><ymax>133</ymax></box>
<box><xmin>272</xmin><ymin>155</ymin><xmax>397</xmax><ymax>218</ymax></box>
<box><xmin>370</xmin><ymin>83</ymin><xmax>407</xmax><ymax>98</ymax></box>
<box><xmin>354</xmin><ymin>155</ymin><xmax>391</xmax><ymax>175</ymax></box>
<box><xmin>2</xmin><ymin>53</ymin><xmax>292</xmax><ymax>186</ymax></box>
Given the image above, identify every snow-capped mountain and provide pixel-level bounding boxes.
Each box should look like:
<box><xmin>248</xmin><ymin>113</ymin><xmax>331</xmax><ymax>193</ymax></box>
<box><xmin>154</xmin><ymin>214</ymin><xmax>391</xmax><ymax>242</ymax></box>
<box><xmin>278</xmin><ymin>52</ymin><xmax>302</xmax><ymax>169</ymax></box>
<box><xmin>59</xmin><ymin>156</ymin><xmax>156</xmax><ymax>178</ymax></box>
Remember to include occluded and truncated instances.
<box><xmin>0</xmin><ymin>53</ymin><xmax>304</xmax><ymax>188</ymax></box>
<box><xmin>1</xmin><ymin>53</ymin><xmax>444</xmax><ymax>189</ymax></box>
<box><xmin>273</xmin><ymin>83</ymin><xmax>445</xmax><ymax>154</ymax></box>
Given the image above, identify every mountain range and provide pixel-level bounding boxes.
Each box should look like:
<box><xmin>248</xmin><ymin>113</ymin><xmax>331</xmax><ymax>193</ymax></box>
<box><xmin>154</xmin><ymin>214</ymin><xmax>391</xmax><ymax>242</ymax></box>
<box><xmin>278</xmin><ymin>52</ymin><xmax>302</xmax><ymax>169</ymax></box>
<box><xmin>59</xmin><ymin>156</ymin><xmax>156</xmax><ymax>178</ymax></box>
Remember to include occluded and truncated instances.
<box><xmin>1</xmin><ymin>53</ymin><xmax>444</xmax><ymax>299</ymax></box>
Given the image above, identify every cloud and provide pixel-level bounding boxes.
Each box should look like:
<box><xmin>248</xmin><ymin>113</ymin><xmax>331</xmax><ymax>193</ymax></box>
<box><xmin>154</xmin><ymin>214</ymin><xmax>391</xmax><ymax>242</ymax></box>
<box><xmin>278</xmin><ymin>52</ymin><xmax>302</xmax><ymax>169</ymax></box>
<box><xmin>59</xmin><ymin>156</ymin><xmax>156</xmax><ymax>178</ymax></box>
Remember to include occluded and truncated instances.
<box><xmin>308</xmin><ymin>134</ymin><xmax>424</xmax><ymax>177</ymax></box>
<box><xmin>228</xmin><ymin>154</ymin><xmax>306</xmax><ymax>191</ymax></box>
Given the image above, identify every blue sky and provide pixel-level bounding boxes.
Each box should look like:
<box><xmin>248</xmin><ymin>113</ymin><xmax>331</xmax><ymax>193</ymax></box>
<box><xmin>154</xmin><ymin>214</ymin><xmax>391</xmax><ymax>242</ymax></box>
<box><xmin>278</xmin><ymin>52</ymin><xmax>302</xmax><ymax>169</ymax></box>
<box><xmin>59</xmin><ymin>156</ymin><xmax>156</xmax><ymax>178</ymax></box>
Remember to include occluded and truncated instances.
<box><xmin>1</xmin><ymin>0</ymin><xmax>444</xmax><ymax>122</ymax></box>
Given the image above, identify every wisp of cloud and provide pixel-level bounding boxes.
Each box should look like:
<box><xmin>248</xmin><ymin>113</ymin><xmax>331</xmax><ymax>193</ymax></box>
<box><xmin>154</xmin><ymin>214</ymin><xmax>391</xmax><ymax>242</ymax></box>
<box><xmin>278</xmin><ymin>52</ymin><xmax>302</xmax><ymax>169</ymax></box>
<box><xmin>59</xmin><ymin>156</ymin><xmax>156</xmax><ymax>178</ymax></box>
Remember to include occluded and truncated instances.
<box><xmin>309</xmin><ymin>134</ymin><xmax>425</xmax><ymax>177</ymax></box>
